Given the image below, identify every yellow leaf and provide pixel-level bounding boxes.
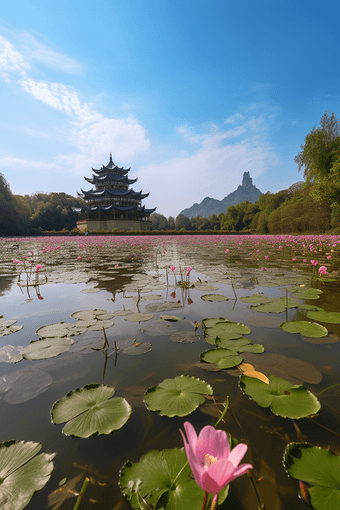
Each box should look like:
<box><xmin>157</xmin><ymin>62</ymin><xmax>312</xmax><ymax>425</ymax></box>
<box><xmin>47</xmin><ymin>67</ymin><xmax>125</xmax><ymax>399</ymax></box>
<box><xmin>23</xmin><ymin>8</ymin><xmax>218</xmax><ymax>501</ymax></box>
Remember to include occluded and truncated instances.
<box><xmin>243</xmin><ymin>369</ymin><xmax>270</xmax><ymax>385</ymax></box>
<box><xmin>238</xmin><ymin>363</ymin><xmax>255</xmax><ymax>372</ymax></box>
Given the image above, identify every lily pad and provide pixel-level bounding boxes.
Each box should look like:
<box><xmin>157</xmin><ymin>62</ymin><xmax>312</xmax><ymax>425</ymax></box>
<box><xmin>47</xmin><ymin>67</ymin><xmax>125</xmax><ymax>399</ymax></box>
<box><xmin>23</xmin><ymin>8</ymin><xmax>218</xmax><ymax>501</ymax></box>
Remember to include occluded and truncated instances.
<box><xmin>36</xmin><ymin>323</ymin><xmax>75</xmax><ymax>338</ymax></box>
<box><xmin>123</xmin><ymin>313</ymin><xmax>154</xmax><ymax>322</ymax></box>
<box><xmin>293</xmin><ymin>288</ymin><xmax>322</xmax><ymax>300</ymax></box>
<box><xmin>200</xmin><ymin>348</ymin><xmax>243</xmax><ymax>369</ymax></box>
<box><xmin>140</xmin><ymin>320</ymin><xmax>177</xmax><ymax>337</ymax></box>
<box><xmin>120</xmin><ymin>448</ymin><xmax>208</xmax><ymax>510</ymax></box>
<box><xmin>239</xmin><ymin>374</ymin><xmax>321</xmax><ymax>419</ymax></box>
<box><xmin>123</xmin><ymin>342</ymin><xmax>152</xmax><ymax>355</ymax></box>
<box><xmin>21</xmin><ymin>337</ymin><xmax>74</xmax><ymax>360</ymax></box>
<box><xmin>170</xmin><ymin>331</ymin><xmax>201</xmax><ymax>344</ymax></box>
<box><xmin>280</xmin><ymin>321</ymin><xmax>328</xmax><ymax>338</ymax></box>
<box><xmin>69</xmin><ymin>330</ymin><xmax>106</xmax><ymax>354</ymax></box>
<box><xmin>0</xmin><ymin>345</ymin><xmax>24</xmax><ymax>363</ymax></box>
<box><xmin>305</xmin><ymin>310</ymin><xmax>340</xmax><ymax>324</ymax></box>
<box><xmin>205</xmin><ymin>319</ymin><xmax>251</xmax><ymax>343</ymax></box>
<box><xmin>144</xmin><ymin>375</ymin><xmax>213</xmax><ymax>417</ymax></box>
<box><xmin>201</xmin><ymin>294</ymin><xmax>229</xmax><ymax>302</ymax></box>
<box><xmin>299</xmin><ymin>304</ymin><xmax>324</xmax><ymax>312</ymax></box>
<box><xmin>160</xmin><ymin>315</ymin><xmax>183</xmax><ymax>321</ymax></box>
<box><xmin>0</xmin><ymin>440</ymin><xmax>55</xmax><ymax>510</ymax></box>
<box><xmin>51</xmin><ymin>384</ymin><xmax>131</xmax><ymax>437</ymax></box>
<box><xmin>284</xmin><ymin>442</ymin><xmax>340</xmax><ymax>510</ymax></box>
<box><xmin>240</xmin><ymin>294</ymin><xmax>274</xmax><ymax>305</ymax></box>
<box><xmin>145</xmin><ymin>302</ymin><xmax>182</xmax><ymax>312</ymax></box>
<box><xmin>71</xmin><ymin>309</ymin><xmax>108</xmax><ymax>320</ymax></box>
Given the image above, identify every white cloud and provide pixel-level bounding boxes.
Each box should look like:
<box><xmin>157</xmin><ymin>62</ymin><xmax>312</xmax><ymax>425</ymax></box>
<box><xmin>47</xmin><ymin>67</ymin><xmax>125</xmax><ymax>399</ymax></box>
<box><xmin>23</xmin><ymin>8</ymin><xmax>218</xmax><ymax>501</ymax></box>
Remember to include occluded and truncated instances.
<box><xmin>139</xmin><ymin>116</ymin><xmax>278</xmax><ymax>217</ymax></box>
<box><xmin>0</xmin><ymin>35</ymin><xmax>30</xmax><ymax>75</ymax></box>
<box><xmin>19</xmin><ymin>32</ymin><xmax>82</xmax><ymax>73</ymax></box>
<box><xmin>0</xmin><ymin>156</ymin><xmax>59</xmax><ymax>170</ymax></box>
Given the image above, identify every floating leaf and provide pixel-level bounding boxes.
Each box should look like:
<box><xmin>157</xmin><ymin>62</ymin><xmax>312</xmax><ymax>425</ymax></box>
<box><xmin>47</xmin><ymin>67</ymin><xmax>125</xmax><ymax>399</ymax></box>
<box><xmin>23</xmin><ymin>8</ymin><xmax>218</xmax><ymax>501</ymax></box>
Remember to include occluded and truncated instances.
<box><xmin>144</xmin><ymin>375</ymin><xmax>213</xmax><ymax>417</ymax></box>
<box><xmin>280</xmin><ymin>321</ymin><xmax>328</xmax><ymax>338</ymax></box>
<box><xmin>0</xmin><ymin>440</ymin><xmax>55</xmax><ymax>510</ymax></box>
<box><xmin>170</xmin><ymin>331</ymin><xmax>201</xmax><ymax>344</ymax></box>
<box><xmin>293</xmin><ymin>288</ymin><xmax>323</xmax><ymax>300</ymax></box>
<box><xmin>238</xmin><ymin>363</ymin><xmax>270</xmax><ymax>384</ymax></box>
<box><xmin>140</xmin><ymin>320</ymin><xmax>177</xmax><ymax>337</ymax></box>
<box><xmin>200</xmin><ymin>348</ymin><xmax>243</xmax><ymax>369</ymax></box>
<box><xmin>0</xmin><ymin>345</ymin><xmax>24</xmax><ymax>363</ymax></box>
<box><xmin>71</xmin><ymin>309</ymin><xmax>108</xmax><ymax>320</ymax></box>
<box><xmin>240</xmin><ymin>294</ymin><xmax>274</xmax><ymax>304</ymax></box>
<box><xmin>205</xmin><ymin>319</ymin><xmax>251</xmax><ymax>343</ymax></box>
<box><xmin>120</xmin><ymin>448</ymin><xmax>213</xmax><ymax>510</ymax></box>
<box><xmin>160</xmin><ymin>315</ymin><xmax>183</xmax><ymax>321</ymax></box>
<box><xmin>123</xmin><ymin>342</ymin><xmax>152</xmax><ymax>355</ymax></box>
<box><xmin>299</xmin><ymin>304</ymin><xmax>324</xmax><ymax>311</ymax></box>
<box><xmin>240</xmin><ymin>374</ymin><xmax>321</xmax><ymax>419</ymax></box>
<box><xmin>21</xmin><ymin>337</ymin><xmax>74</xmax><ymax>360</ymax></box>
<box><xmin>36</xmin><ymin>323</ymin><xmax>75</xmax><ymax>338</ymax></box>
<box><xmin>87</xmin><ymin>319</ymin><xmax>114</xmax><ymax>330</ymax></box>
<box><xmin>306</xmin><ymin>310</ymin><xmax>340</xmax><ymax>324</ymax></box>
<box><xmin>216</xmin><ymin>338</ymin><xmax>251</xmax><ymax>349</ymax></box>
<box><xmin>51</xmin><ymin>384</ymin><xmax>131</xmax><ymax>437</ymax></box>
<box><xmin>201</xmin><ymin>294</ymin><xmax>229</xmax><ymax>302</ymax></box>
<box><xmin>284</xmin><ymin>443</ymin><xmax>340</xmax><ymax>510</ymax></box>
<box><xmin>123</xmin><ymin>313</ymin><xmax>153</xmax><ymax>322</ymax></box>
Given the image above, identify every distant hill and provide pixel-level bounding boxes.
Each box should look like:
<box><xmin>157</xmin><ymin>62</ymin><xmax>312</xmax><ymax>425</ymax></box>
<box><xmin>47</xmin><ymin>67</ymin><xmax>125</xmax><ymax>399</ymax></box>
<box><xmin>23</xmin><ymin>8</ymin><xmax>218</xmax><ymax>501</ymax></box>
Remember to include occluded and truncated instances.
<box><xmin>180</xmin><ymin>172</ymin><xmax>262</xmax><ymax>218</ymax></box>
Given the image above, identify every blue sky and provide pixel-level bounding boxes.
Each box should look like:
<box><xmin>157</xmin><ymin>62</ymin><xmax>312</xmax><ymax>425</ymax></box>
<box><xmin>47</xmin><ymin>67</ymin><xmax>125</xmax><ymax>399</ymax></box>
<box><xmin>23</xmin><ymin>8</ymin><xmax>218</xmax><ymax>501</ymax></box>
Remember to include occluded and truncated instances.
<box><xmin>0</xmin><ymin>0</ymin><xmax>339</xmax><ymax>217</ymax></box>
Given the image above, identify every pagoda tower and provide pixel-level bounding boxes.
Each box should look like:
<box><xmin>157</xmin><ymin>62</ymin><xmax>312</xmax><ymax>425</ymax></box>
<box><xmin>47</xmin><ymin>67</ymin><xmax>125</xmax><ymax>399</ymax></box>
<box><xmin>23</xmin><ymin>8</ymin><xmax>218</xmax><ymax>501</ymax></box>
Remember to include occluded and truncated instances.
<box><xmin>74</xmin><ymin>154</ymin><xmax>156</xmax><ymax>232</ymax></box>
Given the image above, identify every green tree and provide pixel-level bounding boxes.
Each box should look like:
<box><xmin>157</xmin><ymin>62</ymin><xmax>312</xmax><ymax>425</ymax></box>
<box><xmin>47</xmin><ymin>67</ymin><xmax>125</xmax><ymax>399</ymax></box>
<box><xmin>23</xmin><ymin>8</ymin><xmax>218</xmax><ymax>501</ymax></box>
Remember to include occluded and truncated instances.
<box><xmin>295</xmin><ymin>111</ymin><xmax>340</xmax><ymax>182</ymax></box>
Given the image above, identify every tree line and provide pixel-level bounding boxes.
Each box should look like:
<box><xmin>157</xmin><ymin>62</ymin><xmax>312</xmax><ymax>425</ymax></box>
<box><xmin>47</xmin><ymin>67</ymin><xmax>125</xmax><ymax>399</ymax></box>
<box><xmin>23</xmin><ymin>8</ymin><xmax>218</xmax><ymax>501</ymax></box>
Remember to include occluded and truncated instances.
<box><xmin>151</xmin><ymin>112</ymin><xmax>340</xmax><ymax>234</ymax></box>
<box><xmin>0</xmin><ymin>179</ymin><xmax>81</xmax><ymax>236</ymax></box>
<box><xmin>1</xmin><ymin>111</ymin><xmax>339</xmax><ymax>236</ymax></box>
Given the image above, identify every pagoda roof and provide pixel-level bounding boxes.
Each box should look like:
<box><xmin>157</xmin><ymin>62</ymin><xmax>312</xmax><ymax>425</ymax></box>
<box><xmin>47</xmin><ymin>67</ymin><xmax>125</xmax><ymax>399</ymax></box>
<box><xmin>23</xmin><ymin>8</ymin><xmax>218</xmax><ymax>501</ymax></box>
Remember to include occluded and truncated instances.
<box><xmin>73</xmin><ymin>204</ymin><xmax>156</xmax><ymax>214</ymax></box>
<box><xmin>85</xmin><ymin>174</ymin><xmax>137</xmax><ymax>185</ymax></box>
<box><xmin>79</xmin><ymin>188</ymin><xmax>149</xmax><ymax>200</ymax></box>
<box><xmin>92</xmin><ymin>154</ymin><xmax>130</xmax><ymax>176</ymax></box>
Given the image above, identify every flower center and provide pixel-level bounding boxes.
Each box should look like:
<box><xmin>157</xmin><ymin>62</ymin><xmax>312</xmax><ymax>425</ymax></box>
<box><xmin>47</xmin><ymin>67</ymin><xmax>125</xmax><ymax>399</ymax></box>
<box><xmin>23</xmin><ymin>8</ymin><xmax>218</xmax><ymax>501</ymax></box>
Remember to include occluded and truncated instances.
<box><xmin>204</xmin><ymin>454</ymin><xmax>218</xmax><ymax>467</ymax></box>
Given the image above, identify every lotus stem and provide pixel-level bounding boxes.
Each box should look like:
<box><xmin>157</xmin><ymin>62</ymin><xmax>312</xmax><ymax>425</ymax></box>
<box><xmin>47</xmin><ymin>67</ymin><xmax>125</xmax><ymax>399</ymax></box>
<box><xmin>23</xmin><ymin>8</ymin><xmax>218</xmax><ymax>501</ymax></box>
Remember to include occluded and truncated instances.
<box><xmin>201</xmin><ymin>491</ymin><xmax>208</xmax><ymax>510</ymax></box>
<box><xmin>72</xmin><ymin>477</ymin><xmax>89</xmax><ymax>510</ymax></box>
<box><xmin>214</xmin><ymin>397</ymin><xmax>229</xmax><ymax>428</ymax></box>
<box><xmin>247</xmin><ymin>470</ymin><xmax>264</xmax><ymax>509</ymax></box>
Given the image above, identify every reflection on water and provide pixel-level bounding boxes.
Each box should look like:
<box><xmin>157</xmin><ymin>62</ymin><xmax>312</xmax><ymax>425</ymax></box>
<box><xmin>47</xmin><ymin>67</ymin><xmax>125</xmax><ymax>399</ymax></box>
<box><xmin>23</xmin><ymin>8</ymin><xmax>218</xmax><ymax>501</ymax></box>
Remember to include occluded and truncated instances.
<box><xmin>0</xmin><ymin>234</ymin><xmax>339</xmax><ymax>509</ymax></box>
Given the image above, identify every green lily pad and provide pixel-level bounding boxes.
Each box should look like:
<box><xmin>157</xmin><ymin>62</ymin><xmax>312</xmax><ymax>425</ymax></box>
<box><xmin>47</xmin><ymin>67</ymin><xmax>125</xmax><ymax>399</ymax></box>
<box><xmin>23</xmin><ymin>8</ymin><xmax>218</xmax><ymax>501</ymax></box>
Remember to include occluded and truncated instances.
<box><xmin>123</xmin><ymin>313</ymin><xmax>154</xmax><ymax>322</ymax></box>
<box><xmin>0</xmin><ymin>440</ymin><xmax>55</xmax><ymax>510</ymax></box>
<box><xmin>120</xmin><ymin>448</ymin><xmax>211</xmax><ymax>510</ymax></box>
<box><xmin>21</xmin><ymin>337</ymin><xmax>74</xmax><ymax>360</ymax></box>
<box><xmin>280</xmin><ymin>321</ymin><xmax>328</xmax><ymax>338</ymax></box>
<box><xmin>299</xmin><ymin>304</ymin><xmax>324</xmax><ymax>311</ymax></box>
<box><xmin>215</xmin><ymin>338</ymin><xmax>251</xmax><ymax>349</ymax></box>
<box><xmin>36</xmin><ymin>323</ymin><xmax>75</xmax><ymax>338</ymax></box>
<box><xmin>170</xmin><ymin>331</ymin><xmax>201</xmax><ymax>344</ymax></box>
<box><xmin>205</xmin><ymin>319</ymin><xmax>251</xmax><ymax>343</ymax></box>
<box><xmin>71</xmin><ymin>309</ymin><xmax>108</xmax><ymax>320</ymax></box>
<box><xmin>51</xmin><ymin>384</ymin><xmax>131</xmax><ymax>437</ymax></box>
<box><xmin>123</xmin><ymin>342</ymin><xmax>152</xmax><ymax>355</ymax></box>
<box><xmin>284</xmin><ymin>443</ymin><xmax>340</xmax><ymax>510</ymax></box>
<box><xmin>306</xmin><ymin>310</ymin><xmax>340</xmax><ymax>324</ymax></box>
<box><xmin>144</xmin><ymin>375</ymin><xmax>213</xmax><ymax>417</ymax></box>
<box><xmin>240</xmin><ymin>294</ymin><xmax>274</xmax><ymax>304</ymax></box>
<box><xmin>293</xmin><ymin>288</ymin><xmax>323</xmax><ymax>300</ymax></box>
<box><xmin>240</xmin><ymin>375</ymin><xmax>321</xmax><ymax>419</ymax></box>
<box><xmin>200</xmin><ymin>348</ymin><xmax>243</xmax><ymax>369</ymax></box>
<box><xmin>160</xmin><ymin>315</ymin><xmax>183</xmax><ymax>321</ymax></box>
<box><xmin>251</xmin><ymin>297</ymin><xmax>299</xmax><ymax>313</ymax></box>
<box><xmin>201</xmin><ymin>294</ymin><xmax>229</xmax><ymax>302</ymax></box>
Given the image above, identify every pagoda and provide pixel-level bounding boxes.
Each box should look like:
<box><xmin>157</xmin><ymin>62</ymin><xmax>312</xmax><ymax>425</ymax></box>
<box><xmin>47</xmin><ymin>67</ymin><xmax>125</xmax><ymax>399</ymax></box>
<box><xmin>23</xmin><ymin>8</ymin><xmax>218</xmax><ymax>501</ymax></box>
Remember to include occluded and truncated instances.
<box><xmin>74</xmin><ymin>154</ymin><xmax>156</xmax><ymax>232</ymax></box>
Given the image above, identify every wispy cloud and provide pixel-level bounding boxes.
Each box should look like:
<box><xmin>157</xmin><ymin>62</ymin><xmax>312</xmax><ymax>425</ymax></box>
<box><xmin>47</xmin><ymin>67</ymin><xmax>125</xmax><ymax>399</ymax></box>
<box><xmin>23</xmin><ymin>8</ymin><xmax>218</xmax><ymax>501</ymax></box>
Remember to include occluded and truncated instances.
<box><xmin>140</xmin><ymin>115</ymin><xmax>278</xmax><ymax>216</ymax></box>
<box><xmin>18</xmin><ymin>32</ymin><xmax>82</xmax><ymax>73</ymax></box>
<box><xmin>0</xmin><ymin>155</ymin><xmax>59</xmax><ymax>170</ymax></box>
<box><xmin>0</xmin><ymin>34</ymin><xmax>30</xmax><ymax>79</ymax></box>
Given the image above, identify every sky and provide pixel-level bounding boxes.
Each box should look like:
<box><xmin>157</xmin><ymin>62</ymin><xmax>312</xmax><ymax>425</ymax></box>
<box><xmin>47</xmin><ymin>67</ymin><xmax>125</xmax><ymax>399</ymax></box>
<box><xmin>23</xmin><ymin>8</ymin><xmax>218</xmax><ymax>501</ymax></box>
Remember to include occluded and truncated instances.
<box><xmin>0</xmin><ymin>0</ymin><xmax>339</xmax><ymax>218</ymax></box>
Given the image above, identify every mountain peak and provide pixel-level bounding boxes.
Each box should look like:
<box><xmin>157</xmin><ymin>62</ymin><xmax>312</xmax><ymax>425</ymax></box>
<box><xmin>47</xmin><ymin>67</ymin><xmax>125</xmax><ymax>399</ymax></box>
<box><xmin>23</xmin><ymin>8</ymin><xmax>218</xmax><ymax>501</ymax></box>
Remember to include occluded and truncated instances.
<box><xmin>180</xmin><ymin>172</ymin><xmax>262</xmax><ymax>218</ymax></box>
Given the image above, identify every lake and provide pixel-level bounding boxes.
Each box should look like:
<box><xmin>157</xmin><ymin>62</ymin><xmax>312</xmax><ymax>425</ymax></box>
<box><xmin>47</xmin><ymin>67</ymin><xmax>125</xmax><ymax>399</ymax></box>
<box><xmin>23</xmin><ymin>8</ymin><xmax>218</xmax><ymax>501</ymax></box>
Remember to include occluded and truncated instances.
<box><xmin>0</xmin><ymin>234</ymin><xmax>339</xmax><ymax>510</ymax></box>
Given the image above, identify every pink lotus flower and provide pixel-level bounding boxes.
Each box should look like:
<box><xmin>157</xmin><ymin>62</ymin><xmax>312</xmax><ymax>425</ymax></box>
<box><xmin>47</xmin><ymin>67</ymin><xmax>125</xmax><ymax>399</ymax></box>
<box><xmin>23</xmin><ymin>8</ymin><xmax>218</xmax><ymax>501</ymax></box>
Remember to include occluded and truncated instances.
<box><xmin>327</xmin><ymin>255</ymin><xmax>332</xmax><ymax>260</ymax></box>
<box><xmin>310</xmin><ymin>260</ymin><xmax>318</xmax><ymax>266</ymax></box>
<box><xmin>35</xmin><ymin>264</ymin><xmax>43</xmax><ymax>272</ymax></box>
<box><xmin>170</xmin><ymin>265</ymin><xmax>176</xmax><ymax>272</ymax></box>
<box><xmin>225</xmin><ymin>249</ymin><xmax>229</xmax><ymax>254</ymax></box>
<box><xmin>180</xmin><ymin>422</ymin><xmax>252</xmax><ymax>495</ymax></box>
<box><xmin>186</xmin><ymin>266</ymin><xmax>192</xmax><ymax>276</ymax></box>
<box><xmin>77</xmin><ymin>256</ymin><xmax>81</xmax><ymax>261</ymax></box>
<box><xmin>319</xmin><ymin>266</ymin><xmax>328</xmax><ymax>275</ymax></box>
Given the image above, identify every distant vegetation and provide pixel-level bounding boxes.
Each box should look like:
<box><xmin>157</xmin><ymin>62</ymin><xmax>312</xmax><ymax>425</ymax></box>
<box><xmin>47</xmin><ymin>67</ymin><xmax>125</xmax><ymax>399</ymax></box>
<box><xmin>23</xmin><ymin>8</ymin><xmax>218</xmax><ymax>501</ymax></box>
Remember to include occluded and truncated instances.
<box><xmin>0</xmin><ymin>177</ymin><xmax>81</xmax><ymax>236</ymax></box>
<box><xmin>1</xmin><ymin>111</ymin><xmax>339</xmax><ymax>236</ymax></box>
